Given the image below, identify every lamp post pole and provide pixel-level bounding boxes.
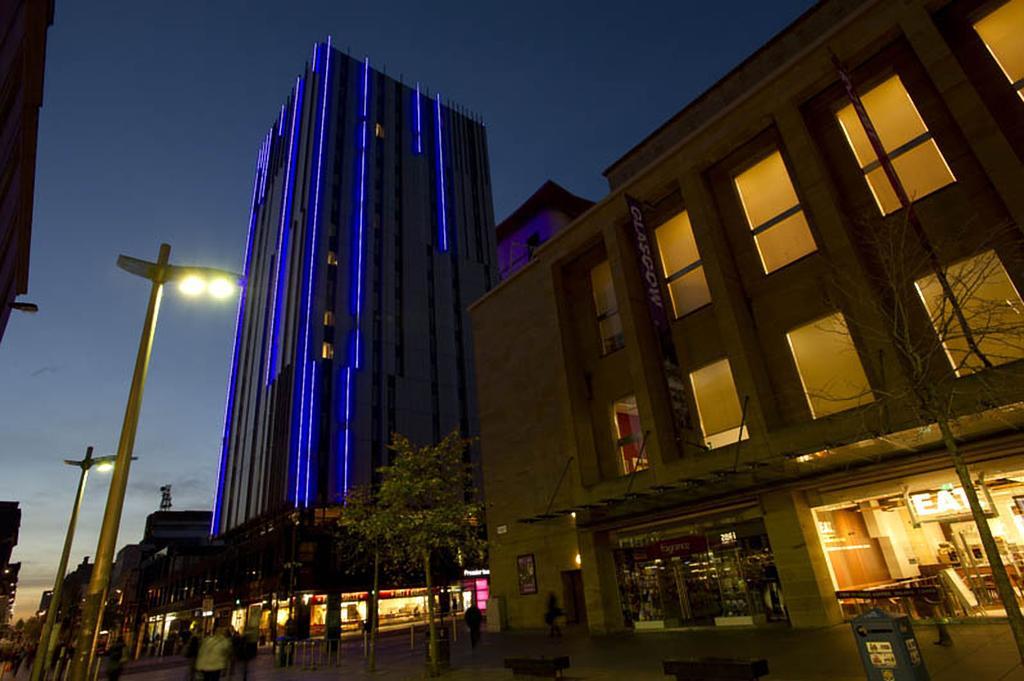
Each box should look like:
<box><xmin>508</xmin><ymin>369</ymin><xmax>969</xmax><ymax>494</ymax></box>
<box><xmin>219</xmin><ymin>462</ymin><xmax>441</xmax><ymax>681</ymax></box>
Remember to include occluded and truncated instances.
<box><xmin>68</xmin><ymin>244</ymin><xmax>170</xmax><ymax>681</ymax></box>
<box><xmin>30</xmin><ymin>447</ymin><xmax>105</xmax><ymax>681</ymax></box>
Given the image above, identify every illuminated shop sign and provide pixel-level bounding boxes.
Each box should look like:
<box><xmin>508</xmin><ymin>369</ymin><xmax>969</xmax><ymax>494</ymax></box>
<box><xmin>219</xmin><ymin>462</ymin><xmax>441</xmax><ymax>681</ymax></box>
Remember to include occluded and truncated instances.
<box><xmin>463</xmin><ymin>568</ymin><xmax>490</xmax><ymax>577</ymax></box>
<box><xmin>904</xmin><ymin>483</ymin><xmax>996</xmax><ymax>524</ymax></box>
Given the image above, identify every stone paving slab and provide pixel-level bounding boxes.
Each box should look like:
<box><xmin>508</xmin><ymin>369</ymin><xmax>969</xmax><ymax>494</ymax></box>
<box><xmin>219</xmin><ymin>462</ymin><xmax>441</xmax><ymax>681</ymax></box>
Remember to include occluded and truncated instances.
<box><xmin>71</xmin><ymin>621</ymin><xmax>1024</xmax><ymax>681</ymax></box>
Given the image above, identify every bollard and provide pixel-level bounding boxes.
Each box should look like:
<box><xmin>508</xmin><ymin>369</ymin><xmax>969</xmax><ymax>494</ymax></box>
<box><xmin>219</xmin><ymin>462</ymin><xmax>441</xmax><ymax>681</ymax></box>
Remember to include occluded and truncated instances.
<box><xmin>451</xmin><ymin>617</ymin><xmax>458</xmax><ymax>642</ymax></box>
<box><xmin>410</xmin><ymin>622</ymin><xmax>416</xmax><ymax>650</ymax></box>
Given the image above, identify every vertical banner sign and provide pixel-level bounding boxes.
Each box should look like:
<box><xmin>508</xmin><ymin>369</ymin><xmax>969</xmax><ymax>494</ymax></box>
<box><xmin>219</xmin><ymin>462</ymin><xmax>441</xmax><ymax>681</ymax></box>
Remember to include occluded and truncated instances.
<box><xmin>624</xmin><ymin>195</ymin><xmax>693</xmax><ymax>450</ymax></box>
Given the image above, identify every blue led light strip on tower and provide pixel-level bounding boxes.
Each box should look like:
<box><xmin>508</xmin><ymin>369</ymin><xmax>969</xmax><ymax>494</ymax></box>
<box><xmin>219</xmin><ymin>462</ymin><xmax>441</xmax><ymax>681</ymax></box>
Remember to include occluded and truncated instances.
<box><xmin>352</xmin><ymin>57</ymin><xmax>370</xmax><ymax>369</ymax></box>
<box><xmin>266</xmin><ymin>77</ymin><xmax>305</xmax><ymax>390</ymax></box>
<box><xmin>414</xmin><ymin>83</ymin><xmax>423</xmax><ymax>155</ymax></box>
<box><xmin>434</xmin><ymin>94</ymin><xmax>449</xmax><ymax>252</ymax></box>
<box><xmin>295</xmin><ymin>38</ymin><xmax>332</xmax><ymax>508</ymax></box>
<box><xmin>339</xmin><ymin>56</ymin><xmax>371</xmax><ymax>499</ymax></box>
<box><xmin>211</xmin><ymin>136</ymin><xmax>266</xmax><ymax>535</ymax></box>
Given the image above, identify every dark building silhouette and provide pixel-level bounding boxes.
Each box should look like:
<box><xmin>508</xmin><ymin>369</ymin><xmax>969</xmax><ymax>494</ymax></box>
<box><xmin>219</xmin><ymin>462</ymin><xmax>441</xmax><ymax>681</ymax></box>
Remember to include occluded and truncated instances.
<box><xmin>0</xmin><ymin>0</ymin><xmax>54</xmax><ymax>343</ymax></box>
<box><xmin>496</xmin><ymin>180</ymin><xmax>593</xmax><ymax>279</ymax></box>
<box><xmin>0</xmin><ymin>501</ymin><xmax>21</xmax><ymax>624</ymax></box>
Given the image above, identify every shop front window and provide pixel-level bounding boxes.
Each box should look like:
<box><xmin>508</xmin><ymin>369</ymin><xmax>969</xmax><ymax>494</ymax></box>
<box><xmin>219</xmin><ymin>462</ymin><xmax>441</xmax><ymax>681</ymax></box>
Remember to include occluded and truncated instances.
<box><xmin>590</xmin><ymin>261</ymin><xmax>624</xmax><ymax>355</ymax></box>
<box><xmin>613</xmin><ymin>518</ymin><xmax>787</xmax><ymax>628</ymax></box>
<box><xmin>813</xmin><ymin>468</ymin><xmax>1024</xmax><ymax>621</ymax></box>
<box><xmin>612</xmin><ymin>395</ymin><xmax>646</xmax><ymax>474</ymax></box>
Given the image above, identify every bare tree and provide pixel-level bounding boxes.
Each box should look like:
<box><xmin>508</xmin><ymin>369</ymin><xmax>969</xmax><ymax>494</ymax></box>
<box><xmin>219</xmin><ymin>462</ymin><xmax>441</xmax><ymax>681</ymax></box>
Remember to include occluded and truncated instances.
<box><xmin>823</xmin><ymin>212</ymin><xmax>1024</xmax><ymax>659</ymax></box>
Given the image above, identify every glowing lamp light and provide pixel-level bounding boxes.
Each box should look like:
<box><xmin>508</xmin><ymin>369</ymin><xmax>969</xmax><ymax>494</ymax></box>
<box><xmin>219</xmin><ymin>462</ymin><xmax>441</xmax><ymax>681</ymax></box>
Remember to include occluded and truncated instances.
<box><xmin>94</xmin><ymin>462</ymin><xmax>114</xmax><ymax>473</ymax></box>
<box><xmin>208</xmin><ymin>278</ymin><xmax>236</xmax><ymax>299</ymax></box>
<box><xmin>178</xmin><ymin>275</ymin><xmax>206</xmax><ymax>296</ymax></box>
<box><xmin>574</xmin><ymin>553</ymin><xmax>582</xmax><ymax>567</ymax></box>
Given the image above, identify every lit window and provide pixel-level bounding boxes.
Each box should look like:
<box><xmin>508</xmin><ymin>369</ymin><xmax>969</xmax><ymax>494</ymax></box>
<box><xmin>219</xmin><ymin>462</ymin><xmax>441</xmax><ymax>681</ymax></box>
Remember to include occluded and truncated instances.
<box><xmin>655</xmin><ymin>210</ymin><xmax>711</xmax><ymax>317</ymax></box>
<box><xmin>974</xmin><ymin>0</ymin><xmax>1024</xmax><ymax>101</ymax></box>
<box><xmin>322</xmin><ymin>342</ymin><xmax>334</xmax><ymax>360</ymax></box>
<box><xmin>327</xmin><ymin>251</ymin><xmax>338</xmax><ymax>266</ymax></box>
<box><xmin>734</xmin><ymin>151</ymin><xmax>817</xmax><ymax>273</ymax></box>
<box><xmin>836</xmin><ymin>76</ymin><xmax>955</xmax><ymax>215</ymax></box>
<box><xmin>612</xmin><ymin>395</ymin><xmax>647</xmax><ymax>474</ymax></box>
<box><xmin>323</xmin><ymin>310</ymin><xmax>335</xmax><ymax>326</ymax></box>
<box><xmin>590</xmin><ymin>261</ymin><xmax>624</xmax><ymax>355</ymax></box>
<box><xmin>786</xmin><ymin>313</ymin><xmax>874</xmax><ymax>418</ymax></box>
<box><xmin>375</xmin><ymin>123</ymin><xmax>385</xmax><ymax>138</ymax></box>
<box><xmin>689</xmin><ymin>358</ymin><xmax>749</xmax><ymax>449</ymax></box>
<box><xmin>914</xmin><ymin>250</ymin><xmax>1024</xmax><ymax>376</ymax></box>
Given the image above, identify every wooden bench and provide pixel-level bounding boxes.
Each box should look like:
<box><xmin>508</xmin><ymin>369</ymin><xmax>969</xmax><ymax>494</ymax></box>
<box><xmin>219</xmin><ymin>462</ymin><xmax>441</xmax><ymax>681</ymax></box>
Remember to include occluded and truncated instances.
<box><xmin>503</xmin><ymin>656</ymin><xmax>571</xmax><ymax>678</ymax></box>
<box><xmin>663</xmin><ymin>657</ymin><xmax>769</xmax><ymax>680</ymax></box>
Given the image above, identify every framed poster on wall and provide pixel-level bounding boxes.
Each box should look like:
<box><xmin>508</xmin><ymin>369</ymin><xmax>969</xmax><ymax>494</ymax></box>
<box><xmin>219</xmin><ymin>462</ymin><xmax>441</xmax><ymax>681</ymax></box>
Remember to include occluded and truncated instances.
<box><xmin>517</xmin><ymin>554</ymin><xmax>538</xmax><ymax>595</ymax></box>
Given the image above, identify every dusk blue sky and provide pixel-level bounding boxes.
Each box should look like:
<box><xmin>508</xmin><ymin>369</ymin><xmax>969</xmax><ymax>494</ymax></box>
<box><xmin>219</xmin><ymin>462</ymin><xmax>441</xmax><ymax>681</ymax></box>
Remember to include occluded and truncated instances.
<box><xmin>0</xmin><ymin>0</ymin><xmax>813</xmax><ymax>620</ymax></box>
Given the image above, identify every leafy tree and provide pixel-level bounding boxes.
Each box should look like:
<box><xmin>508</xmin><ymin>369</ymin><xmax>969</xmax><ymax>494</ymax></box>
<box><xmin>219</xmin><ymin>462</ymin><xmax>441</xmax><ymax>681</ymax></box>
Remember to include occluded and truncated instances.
<box><xmin>375</xmin><ymin>431</ymin><xmax>484</xmax><ymax>676</ymax></box>
<box><xmin>336</xmin><ymin>485</ymin><xmax>396</xmax><ymax>672</ymax></box>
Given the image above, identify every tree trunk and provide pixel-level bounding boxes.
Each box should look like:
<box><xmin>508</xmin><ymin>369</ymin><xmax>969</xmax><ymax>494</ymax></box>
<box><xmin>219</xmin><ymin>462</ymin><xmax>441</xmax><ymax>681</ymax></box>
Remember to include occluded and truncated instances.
<box><xmin>368</xmin><ymin>548</ymin><xmax>380</xmax><ymax>672</ymax></box>
<box><xmin>424</xmin><ymin>551</ymin><xmax>439</xmax><ymax>677</ymax></box>
<box><xmin>938</xmin><ymin>418</ymin><xmax>1024</xmax><ymax>662</ymax></box>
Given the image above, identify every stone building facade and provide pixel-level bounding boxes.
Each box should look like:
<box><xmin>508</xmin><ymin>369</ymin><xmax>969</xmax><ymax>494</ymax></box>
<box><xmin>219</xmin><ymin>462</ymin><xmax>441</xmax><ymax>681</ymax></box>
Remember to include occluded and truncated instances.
<box><xmin>472</xmin><ymin>0</ymin><xmax>1024</xmax><ymax>633</ymax></box>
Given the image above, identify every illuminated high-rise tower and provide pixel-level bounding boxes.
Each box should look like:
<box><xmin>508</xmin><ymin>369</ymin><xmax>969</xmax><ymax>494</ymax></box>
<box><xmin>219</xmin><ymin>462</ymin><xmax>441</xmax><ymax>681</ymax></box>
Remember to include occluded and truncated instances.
<box><xmin>212</xmin><ymin>41</ymin><xmax>495</xmax><ymax>534</ymax></box>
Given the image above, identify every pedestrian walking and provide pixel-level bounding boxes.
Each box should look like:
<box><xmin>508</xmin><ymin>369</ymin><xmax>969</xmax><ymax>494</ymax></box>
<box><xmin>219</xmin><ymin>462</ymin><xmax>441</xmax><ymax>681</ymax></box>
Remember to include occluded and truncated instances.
<box><xmin>544</xmin><ymin>593</ymin><xmax>563</xmax><ymax>638</ymax></box>
<box><xmin>464</xmin><ymin>600</ymin><xmax>482</xmax><ymax>649</ymax></box>
<box><xmin>103</xmin><ymin>640</ymin><xmax>126</xmax><ymax>681</ymax></box>
<box><xmin>195</xmin><ymin>628</ymin><xmax>233</xmax><ymax>681</ymax></box>
<box><xmin>184</xmin><ymin>627</ymin><xmax>201</xmax><ymax>681</ymax></box>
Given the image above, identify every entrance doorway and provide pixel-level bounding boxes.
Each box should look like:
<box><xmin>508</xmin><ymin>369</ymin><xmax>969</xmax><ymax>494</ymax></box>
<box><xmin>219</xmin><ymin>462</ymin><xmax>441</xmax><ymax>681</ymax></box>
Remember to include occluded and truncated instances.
<box><xmin>561</xmin><ymin>570</ymin><xmax>587</xmax><ymax>625</ymax></box>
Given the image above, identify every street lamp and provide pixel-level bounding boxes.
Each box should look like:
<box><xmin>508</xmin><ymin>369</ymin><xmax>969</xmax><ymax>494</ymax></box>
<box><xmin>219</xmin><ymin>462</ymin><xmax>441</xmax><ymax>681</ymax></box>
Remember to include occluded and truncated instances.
<box><xmin>67</xmin><ymin>244</ymin><xmax>240</xmax><ymax>681</ymax></box>
<box><xmin>29</xmin><ymin>447</ymin><xmax>119</xmax><ymax>681</ymax></box>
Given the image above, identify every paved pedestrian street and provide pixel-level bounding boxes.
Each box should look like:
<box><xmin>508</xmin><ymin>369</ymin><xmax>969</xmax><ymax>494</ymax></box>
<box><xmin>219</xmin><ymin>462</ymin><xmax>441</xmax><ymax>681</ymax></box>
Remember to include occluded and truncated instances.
<box><xmin>96</xmin><ymin>622</ymin><xmax>1023</xmax><ymax>681</ymax></box>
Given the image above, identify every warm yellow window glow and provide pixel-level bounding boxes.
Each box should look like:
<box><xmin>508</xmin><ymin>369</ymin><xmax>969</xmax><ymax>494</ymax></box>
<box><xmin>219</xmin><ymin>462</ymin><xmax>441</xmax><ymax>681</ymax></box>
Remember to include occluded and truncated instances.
<box><xmin>975</xmin><ymin>0</ymin><xmax>1024</xmax><ymax>101</ymax></box>
<box><xmin>734</xmin><ymin>151</ymin><xmax>817</xmax><ymax>273</ymax></box>
<box><xmin>914</xmin><ymin>250</ymin><xmax>1024</xmax><ymax>376</ymax></box>
<box><xmin>786</xmin><ymin>313</ymin><xmax>874</xmax><ymax>418</ymax></box>
<box><xmin>590</xmin><ymin>261</ymin><xmax>624</xmax><ymax>355</ymax></box>
<box><xmin>836</xmin><ymin>76</ymin><xmax>955</xmax><ymax>215</ymax></box>
<box><xmin>322</xmin><ymin>342</ymin><xmax>334</xmax><ymax>359</ymax></box>
<box><xmin>655</xmin><ymin>210</ymin><xmax>711</xmax><ymax>316</ymax></box>
<box><xmin>689</xmin><ymin>359</ymin><xmax>748</xmax><ymax>449</ymax></box>
<box><xmin>327</xmin><ymin>251</ymin><xmax>338</xmax><ymax>266</ymax></box>
<box><xmin>612</xmin><ymin>395</ymin><xmax>646</xmax><ymax>474</ymax></box>
<box><xmin>375</xmin><ymin>122</ymin><xmax>385</xmax><ymax>138</ymax></box>
<box><xmin>323</xmin><ymin>310</ymin><xmax>335</xmax><ymax>326</ymax></box>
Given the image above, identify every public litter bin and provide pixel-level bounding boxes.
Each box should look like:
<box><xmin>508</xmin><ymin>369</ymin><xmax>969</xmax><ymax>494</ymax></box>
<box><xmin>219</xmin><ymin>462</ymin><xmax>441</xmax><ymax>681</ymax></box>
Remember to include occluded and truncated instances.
<box><xmin>851</xmin><ymin>609</ymin><xmax>929</xmax><ymax>681</ymax></box>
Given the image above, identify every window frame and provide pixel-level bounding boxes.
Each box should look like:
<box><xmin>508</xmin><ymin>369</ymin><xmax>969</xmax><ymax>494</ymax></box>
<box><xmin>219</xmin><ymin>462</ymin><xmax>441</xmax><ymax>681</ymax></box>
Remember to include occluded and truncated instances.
<box><xmin>785</xmin><ymin>312</ymin><xmax>875</xmax><ymax>419</ymax></box>
<box><xmin>972</xmin><ymin>0</ymin><xmax>1024</xmax><ymax>101</ymax></box>
<box><xmin>732</xmin><ymin>148</ymin><xmax>819</xmax><ymax>275</ymax></box>
<box><xmin>834</xmin><ymin>73</ymin><xmax>956</xmax><ymax>215</ymax></box>
<box><xmin>589</xmin><ymin>260</ymin><xmax>625</xmax><ymax>356</ymax></box>
<box><xmin>688</xmin><ymin>357</ymin><xmax>749</xmax><ymax>450</ymax></box>
<box><xmin>610</xmin><ymin>394</ymin><xmax>647</xmax><ymax>475</ymax></box>
<box><xmin>654</xmin><ymin>209</ymin><xmax>712</xmax><ymax>318</ymax></box>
